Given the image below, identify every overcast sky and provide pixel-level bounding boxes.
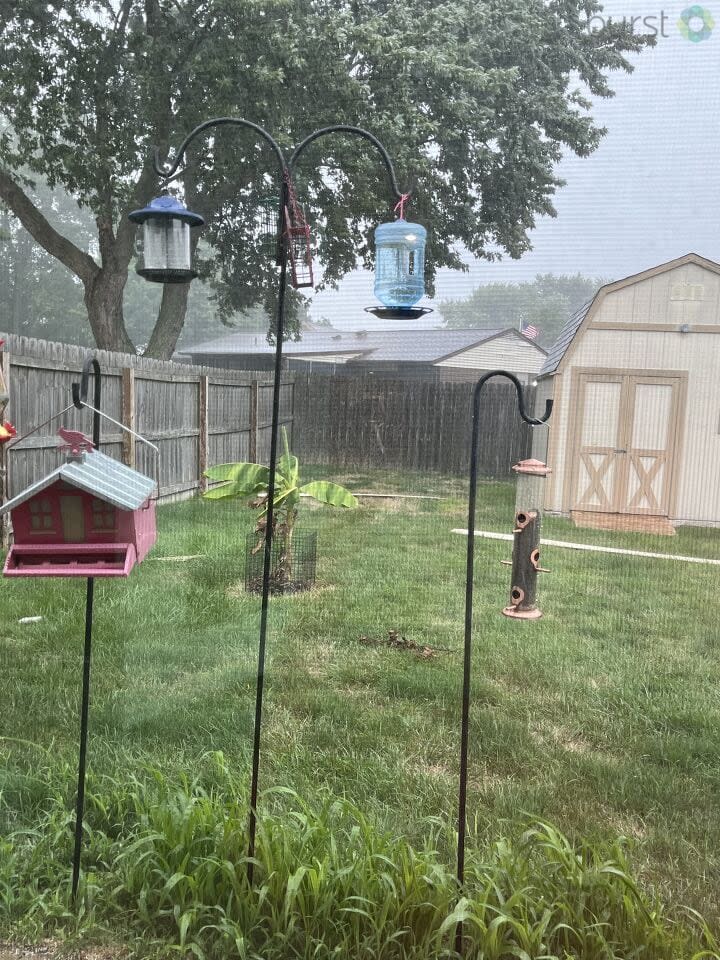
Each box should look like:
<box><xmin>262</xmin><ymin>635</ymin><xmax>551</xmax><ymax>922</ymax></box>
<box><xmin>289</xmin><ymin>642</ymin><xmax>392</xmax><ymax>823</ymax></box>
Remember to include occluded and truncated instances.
<box><xmin>309</xmin><ymin>0</ymin><xmax>720</xmax><ymax>328</ymax></box>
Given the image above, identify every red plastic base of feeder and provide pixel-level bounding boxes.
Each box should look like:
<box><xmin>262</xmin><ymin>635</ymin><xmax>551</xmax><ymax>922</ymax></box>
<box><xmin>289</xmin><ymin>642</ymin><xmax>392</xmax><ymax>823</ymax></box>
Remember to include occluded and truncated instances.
<box><xmin>502</xmin><ymin>605</ymin><xmax>543</xmax><ymax>620</ymax></box>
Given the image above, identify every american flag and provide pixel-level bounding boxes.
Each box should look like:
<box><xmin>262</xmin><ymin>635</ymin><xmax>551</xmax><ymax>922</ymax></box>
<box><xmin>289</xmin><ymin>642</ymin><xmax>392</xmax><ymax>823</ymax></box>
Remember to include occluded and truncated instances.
<box><xmin>521</xmin><ymin>322</ymin><xmax>539</xmax><ymax>340</ymax></box>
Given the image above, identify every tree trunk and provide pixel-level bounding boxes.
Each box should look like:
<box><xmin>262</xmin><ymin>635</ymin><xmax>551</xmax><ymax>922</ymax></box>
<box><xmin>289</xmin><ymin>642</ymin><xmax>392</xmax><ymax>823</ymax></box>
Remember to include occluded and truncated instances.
<box><xmin>83</xmin><ymin>268</ymin><xmax>135</xmax><ymax>354</ymax></box>
<box><xmin>143</xmin><ymin>281</ymin><xmax>191</xmax><ymax>359</ymax></box>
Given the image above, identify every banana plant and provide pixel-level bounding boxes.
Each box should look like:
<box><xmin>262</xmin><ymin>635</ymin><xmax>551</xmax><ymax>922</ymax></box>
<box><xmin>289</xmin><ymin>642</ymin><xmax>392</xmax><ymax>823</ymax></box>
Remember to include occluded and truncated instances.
<box><xmin>203</xmin><ymin>428</ymin><xmax>357</xmax><ymax>583</ymax></box>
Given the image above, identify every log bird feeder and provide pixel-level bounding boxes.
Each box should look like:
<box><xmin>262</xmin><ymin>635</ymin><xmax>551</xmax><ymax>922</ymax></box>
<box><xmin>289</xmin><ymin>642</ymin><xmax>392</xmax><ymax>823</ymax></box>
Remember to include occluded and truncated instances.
<box><xmin>502</xmin><ymin>458</ymin><xmax>551</xmax><ymax>620</ymax></box>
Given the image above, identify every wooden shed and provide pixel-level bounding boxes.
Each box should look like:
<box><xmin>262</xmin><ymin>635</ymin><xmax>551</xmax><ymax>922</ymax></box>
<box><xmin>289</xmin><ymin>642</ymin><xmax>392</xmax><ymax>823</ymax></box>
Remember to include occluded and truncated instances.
<box><xmin>534</xmin><ymin>253</ymin><xmax>720</xmax><ymax>534</ymax></box>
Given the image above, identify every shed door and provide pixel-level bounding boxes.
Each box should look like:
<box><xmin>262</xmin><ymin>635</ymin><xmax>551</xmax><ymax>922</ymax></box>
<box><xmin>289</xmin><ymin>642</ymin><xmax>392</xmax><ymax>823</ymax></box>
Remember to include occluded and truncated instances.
<box><xmin>573</xmin><ymin>376</ymin><xmax>626</xmax><ymax>514</ymax></box>
<box><xmin>572</xmin><ymin>373</ymin><xmax>683</xmax><ymax>517</ymax></box>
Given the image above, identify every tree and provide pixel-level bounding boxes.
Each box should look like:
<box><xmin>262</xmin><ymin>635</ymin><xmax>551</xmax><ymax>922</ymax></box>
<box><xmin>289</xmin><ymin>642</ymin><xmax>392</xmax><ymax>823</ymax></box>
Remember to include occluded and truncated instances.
<box><xmin>0</xmin><ymin>188</ymin><xmax>93</xmax><ymax>344</ymax></box>
<box><xmin>0</xmin><ymin>0</ymin><xmax>649</xmax><ymax>358</ymax></box>
<box><xmin>441</xmin><ymin>273</ymin><xmax>608</xmax><ymax>346</ymax></box>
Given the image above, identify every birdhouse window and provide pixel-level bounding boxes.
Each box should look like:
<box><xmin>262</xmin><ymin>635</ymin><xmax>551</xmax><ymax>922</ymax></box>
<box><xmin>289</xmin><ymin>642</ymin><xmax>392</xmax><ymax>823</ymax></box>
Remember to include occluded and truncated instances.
<box><xmin>29</xmin><ymin>498</ymin><xmax>55</xmax><ymax>533</ymax></box>
<box><xmin>92</xmin><ymin>498</ymin><xmax>116</xmax><ymax>531</ymax></box>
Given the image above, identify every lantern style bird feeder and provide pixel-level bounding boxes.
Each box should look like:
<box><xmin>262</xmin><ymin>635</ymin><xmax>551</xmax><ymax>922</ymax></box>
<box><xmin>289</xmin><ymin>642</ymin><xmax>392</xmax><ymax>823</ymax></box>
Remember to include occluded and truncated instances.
<box><xmin>502</xmin><ymin>458</ymin><xmax>551</xmax><ymax>620</ymax></box>
<box><xmin>1</xmin><ymin>427</ymin><xmax>157</xmax><ymax>577</ymax></box>
<box><xmin>367</xmin><ymin>209</ymin><xmax>431</xmax><ymax>320</ymax></box>
<box><xmin>129</xmin><ymin>195</ymin><xmax>204</xmax><ymax>284</ymax></box>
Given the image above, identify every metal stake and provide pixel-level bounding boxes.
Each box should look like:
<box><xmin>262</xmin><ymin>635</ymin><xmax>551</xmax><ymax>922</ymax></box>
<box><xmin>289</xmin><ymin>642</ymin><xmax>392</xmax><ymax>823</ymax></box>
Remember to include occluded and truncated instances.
<box><xmin>70</xmin><ymin>356</ymin><xmax>101</xmax><ymax>903</ymax></box>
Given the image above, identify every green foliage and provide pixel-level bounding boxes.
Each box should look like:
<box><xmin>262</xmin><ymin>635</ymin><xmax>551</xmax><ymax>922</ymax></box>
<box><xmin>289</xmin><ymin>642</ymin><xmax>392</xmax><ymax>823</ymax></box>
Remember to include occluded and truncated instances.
<box><xmin>204</xmin><ymin>429</ymin><xmax>356</xmax><ymax>583</ymax></box>
<box><xmin>0</xmin><ymin>195</ymin><xmax>92</xmax><ymax>344</ymax></box>
<box><xmin>204</xmin><ymin>430</ymin><xmax>357</xmax><ymax>515</ymax></box>
<box><xmin>0</xmin><ymin>0</ymin><xmax>651</xmax><ymax>353</ymax></box>
<box><xmin>441</xmin><ymin>273</ymin><xmax>607</xmax><ymax>347</ymax></box>
<box><xmin>2</xmin><ymin>756</ymin><xmax>714</xmax><ymax>958</ymax></box>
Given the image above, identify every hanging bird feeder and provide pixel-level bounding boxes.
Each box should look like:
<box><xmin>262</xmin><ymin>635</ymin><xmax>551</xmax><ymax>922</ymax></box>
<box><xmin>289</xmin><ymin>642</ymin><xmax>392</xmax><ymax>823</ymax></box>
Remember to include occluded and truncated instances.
<box><xmin>129</xmin><ymin>195</ymin><xmax>204</xmax><ymax>284</ymax></box>
<box><xmin>366</xmin><ymin>194</ymin><xmax>431</xmax><ymax>321</ymax></box>
<box><xmin>257</xmin><ymin>194</ymin><xmax>282</xmax><ymax>261</ymax></box>
<box><xmin>502</xmin><ymin>458</ymin><xmax>552</xmax><ymax>620</ymax></box>
<box><xmin>1</xmin><ymin>427</ymin><xmax>157</xmax><ymax>577</ymax></box>
<box><xmin>283</xmin><ymin>172</ymin><xmax>314</xmax><ymax>289</ymax></box>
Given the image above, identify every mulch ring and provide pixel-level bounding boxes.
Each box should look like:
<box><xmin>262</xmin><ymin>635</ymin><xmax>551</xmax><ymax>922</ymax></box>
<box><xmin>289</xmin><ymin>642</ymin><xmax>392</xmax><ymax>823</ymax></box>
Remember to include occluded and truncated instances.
<box><xmin>358</xmin><ymin>629</ymin><xmax>453</xmax><ymax>660</ymax></box>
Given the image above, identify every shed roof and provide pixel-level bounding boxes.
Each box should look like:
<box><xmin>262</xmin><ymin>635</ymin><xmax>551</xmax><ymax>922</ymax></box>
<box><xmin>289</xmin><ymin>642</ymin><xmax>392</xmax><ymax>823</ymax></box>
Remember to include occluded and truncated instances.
<box><xmin>0</xmin><ymin>449</ymin><xmax>156</xmax><ymax>516</ymax></box>
<box><xmin>538</xmin><ymin>301</ymin><xmax>592</xmax><ymax>377</ymax></box>
<box><xmin>182</xmin><ymin>327</ymin><xmax>545</xmax><ymax>364</ymax></box>
<box><xmin>539</xmin><ymin>252</ymin><xmax>720</xmax><ymax>378</ymax></box>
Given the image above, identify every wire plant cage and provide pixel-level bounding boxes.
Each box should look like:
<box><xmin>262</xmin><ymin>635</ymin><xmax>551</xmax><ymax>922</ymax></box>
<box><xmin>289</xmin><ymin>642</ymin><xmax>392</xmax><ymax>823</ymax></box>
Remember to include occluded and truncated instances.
<box><xmin>245</xmin><ymin>530</ymin><xmax>318</xmax><ymax>595</ymax></box>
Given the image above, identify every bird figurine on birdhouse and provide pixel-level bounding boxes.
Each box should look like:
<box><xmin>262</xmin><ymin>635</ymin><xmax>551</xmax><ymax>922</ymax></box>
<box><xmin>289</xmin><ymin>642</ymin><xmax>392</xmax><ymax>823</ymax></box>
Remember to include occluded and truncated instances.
<box><xmin>1</xmin><ymin>427</ymin><xmax>157</xmax><ymax>577</ymax></box>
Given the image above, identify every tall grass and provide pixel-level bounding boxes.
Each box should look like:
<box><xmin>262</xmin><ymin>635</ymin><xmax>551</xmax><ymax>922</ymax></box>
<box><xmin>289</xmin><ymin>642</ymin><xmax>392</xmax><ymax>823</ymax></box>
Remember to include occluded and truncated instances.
<box><xmin>2</xmin><ymin>752</ymin><xmax>716</xmax><ymax>959</ymax></box>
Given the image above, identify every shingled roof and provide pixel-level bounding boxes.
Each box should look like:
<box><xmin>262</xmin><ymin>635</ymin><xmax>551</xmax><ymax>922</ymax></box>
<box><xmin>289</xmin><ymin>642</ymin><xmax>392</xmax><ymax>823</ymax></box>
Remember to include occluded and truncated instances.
<box><xmin>538</xmin><ymin>301</ymin><xmax>593</xmax><ymax>377</ymax></box>
<box><xmin>183</xmin><ymin>327</ymin><xmax>545</xmax><ymax>364</ymax></box>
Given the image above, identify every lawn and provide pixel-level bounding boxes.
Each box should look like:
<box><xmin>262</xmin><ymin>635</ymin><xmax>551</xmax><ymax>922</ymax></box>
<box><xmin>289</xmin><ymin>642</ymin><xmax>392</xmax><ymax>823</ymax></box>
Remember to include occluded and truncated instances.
<box><xmin>2</xmin><ymin>470</ymin><xmax>720</xmax><ymax>955</ymax></box>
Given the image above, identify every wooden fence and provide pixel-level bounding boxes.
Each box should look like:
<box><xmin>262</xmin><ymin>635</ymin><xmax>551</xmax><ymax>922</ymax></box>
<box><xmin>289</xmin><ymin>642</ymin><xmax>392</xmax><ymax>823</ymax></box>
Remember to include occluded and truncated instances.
<box><xmin>293</xmin><ymin>373</ymin><xmax>535</xmax><ymax>478</ymax></box>
<box><xmin>0</xmin><ymin>334</ymin><xmax>295</xmax><ymax>545</ymax></box>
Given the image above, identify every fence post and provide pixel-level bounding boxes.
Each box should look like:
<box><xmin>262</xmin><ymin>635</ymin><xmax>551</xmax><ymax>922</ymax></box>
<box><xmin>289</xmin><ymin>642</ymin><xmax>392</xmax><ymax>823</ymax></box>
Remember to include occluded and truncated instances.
<box><xmin>121</xmin><ymin>368</ymin><xmax>136</xmax><ymax>468</ymax></box>
<box><xmin>249</xmin><ymin>380</ymin><xmax>259</xmax><ymax>463</ymax></box>
<box><xmin>199</xmin><ymin>375</ymin><xmax>209</xmax><ymax>493</ymax></box>
<box><xmin>0</xmin><ymin>349</ymin><xmax>10</xmax><ymax>550</ymax></box>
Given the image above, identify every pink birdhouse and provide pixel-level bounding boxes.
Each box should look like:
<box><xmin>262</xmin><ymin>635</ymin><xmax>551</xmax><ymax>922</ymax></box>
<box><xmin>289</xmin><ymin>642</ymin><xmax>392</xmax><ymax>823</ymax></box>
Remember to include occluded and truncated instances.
<box><xmin>1</xmin><ymin>429</ymin><xmax>157</xmax><ymax>578</ymax></box>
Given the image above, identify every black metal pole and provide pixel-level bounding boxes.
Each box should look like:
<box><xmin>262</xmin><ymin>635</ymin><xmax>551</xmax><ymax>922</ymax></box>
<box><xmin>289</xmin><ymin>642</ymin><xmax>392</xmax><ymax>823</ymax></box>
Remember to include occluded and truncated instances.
<box><xmin>247</xmin><ymin>176</ymin><xmax>289</xmax><ymax>884</ymax></box>
<box><xmin>71</xmin><ymin>575</ymin><xmax>94</xmax><ymax>901</ymax></box>
<box><xmin>455</xmin><ymin>371</ymin><xmax>552</xmax><ymax>955</ymax></box>
<box><xmin>155</xmin><ymin>120</ymin><xmax>410</xmax><ymax>886</ymax></box>
<box><xmin>70</xmin><ymin>356</ymin><xmax>101</xmax><ymax>902</ymax></box>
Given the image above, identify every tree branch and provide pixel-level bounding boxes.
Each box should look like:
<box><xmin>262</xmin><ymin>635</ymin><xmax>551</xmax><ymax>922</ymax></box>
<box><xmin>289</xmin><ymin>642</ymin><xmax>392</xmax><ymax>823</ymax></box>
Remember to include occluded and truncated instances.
<box><xmin>0</xmin><ymin>170</ymin><xmax>98</xmax><ymax>284</ymax></box>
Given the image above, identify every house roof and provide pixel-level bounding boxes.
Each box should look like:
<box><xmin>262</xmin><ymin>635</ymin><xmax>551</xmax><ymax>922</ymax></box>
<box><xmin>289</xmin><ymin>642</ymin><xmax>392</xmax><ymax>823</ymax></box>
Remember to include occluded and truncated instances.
<box><xmin>182</xmin><ymin>327</ymin><xmax>546</xmax><ymax>365</ymax></box>
<box><xmin>539</xmin><ymin>252</ymin><xmax>720</xmax><ymax>378</ymax></box>
<box><xmin>0</xmin><ymin>449</ymin><xmax>156</xmax><ymax>516</ymax></box>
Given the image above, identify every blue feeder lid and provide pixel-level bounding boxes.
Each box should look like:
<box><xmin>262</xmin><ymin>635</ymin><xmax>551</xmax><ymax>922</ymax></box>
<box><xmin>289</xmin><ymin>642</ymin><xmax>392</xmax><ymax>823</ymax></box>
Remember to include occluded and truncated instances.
<box><xmin>129</xmin><ymin>195</ymin><xmax>204</xmax><ymax>227</ymax></box>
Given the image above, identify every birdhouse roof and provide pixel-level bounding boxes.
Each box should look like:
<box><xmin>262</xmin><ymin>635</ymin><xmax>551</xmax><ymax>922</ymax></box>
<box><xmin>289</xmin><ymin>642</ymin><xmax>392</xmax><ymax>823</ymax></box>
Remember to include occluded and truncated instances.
<box><xmin>0</xmin><ymin>449</ymin><xmax>156</xmax><ymax>517</ymax></box>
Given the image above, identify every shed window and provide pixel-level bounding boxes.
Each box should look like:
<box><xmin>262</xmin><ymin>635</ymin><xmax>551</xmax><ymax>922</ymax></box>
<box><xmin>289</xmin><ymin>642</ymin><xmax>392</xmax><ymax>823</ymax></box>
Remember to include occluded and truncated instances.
<box><xmin>29</xmin><ymin>497</ymin><xmax>55</xmax><ymax>533</ymax></box>
<box><xmin>92</xmin><ymin>498</ymin><xmax>116</xmax><ymax>530</ymax></box>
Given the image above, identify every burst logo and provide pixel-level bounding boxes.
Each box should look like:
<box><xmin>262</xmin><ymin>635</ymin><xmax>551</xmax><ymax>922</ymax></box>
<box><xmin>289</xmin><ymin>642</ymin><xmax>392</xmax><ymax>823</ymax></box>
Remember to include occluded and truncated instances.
<box><xmin>677</xmin><ymin>4</ymin><xmax>714</xmax><ymax>41</ymax></box>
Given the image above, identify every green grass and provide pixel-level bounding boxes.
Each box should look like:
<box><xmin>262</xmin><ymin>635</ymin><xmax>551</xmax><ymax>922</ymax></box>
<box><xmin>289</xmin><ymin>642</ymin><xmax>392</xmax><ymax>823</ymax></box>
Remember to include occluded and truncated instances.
<box><xmin>2</xmin><ymin>471</ymin><xmax>720</xmax><ymax>955</ymax></box>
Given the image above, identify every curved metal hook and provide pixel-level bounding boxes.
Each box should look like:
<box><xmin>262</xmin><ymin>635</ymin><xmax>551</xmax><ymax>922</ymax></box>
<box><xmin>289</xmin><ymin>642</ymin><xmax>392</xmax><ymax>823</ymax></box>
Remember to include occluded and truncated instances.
<box><xmin>153</xmin><ymin>117</ymin><xmax>288</xmax><ymax>182</ymax></box>
<box><xmin>473</xmin><ymin>370</ymin><xmax>553</xmax><ymax>425</ymax></box>
<box><xmin>289</xmin><ymin>124</ymin><xmax>412</xmax><ymax>203</ymax></box>
<box><xmin>71</xmin><ymin>356</ymin><xmax>102</xmax><ymax>448</ymax></box>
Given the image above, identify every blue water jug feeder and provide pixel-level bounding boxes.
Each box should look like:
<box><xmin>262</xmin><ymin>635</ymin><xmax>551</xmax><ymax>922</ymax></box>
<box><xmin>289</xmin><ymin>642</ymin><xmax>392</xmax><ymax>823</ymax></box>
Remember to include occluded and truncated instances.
<box><xmin>366</xmin><ymin>218</ymin><xmax>432</xmax><ymax>320</ymax></box>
